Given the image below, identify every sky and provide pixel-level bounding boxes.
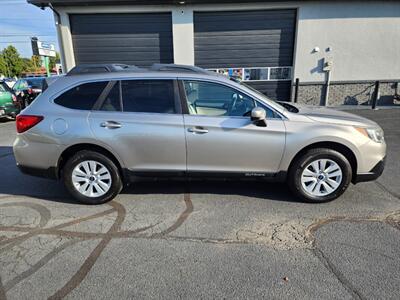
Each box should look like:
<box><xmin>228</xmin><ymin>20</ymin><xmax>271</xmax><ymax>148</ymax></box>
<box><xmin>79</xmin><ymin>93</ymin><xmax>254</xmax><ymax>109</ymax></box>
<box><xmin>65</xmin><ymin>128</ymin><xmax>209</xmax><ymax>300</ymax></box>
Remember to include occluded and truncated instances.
<box><xmin>0</xmin><ymin>0</ymin><xmax>58</xmax><ymax>58</ymax></box>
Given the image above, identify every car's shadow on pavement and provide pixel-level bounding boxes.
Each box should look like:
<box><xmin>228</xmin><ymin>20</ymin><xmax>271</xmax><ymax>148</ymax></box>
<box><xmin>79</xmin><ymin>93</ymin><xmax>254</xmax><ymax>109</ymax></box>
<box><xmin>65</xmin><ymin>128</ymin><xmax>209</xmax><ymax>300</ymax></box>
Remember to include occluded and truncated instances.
<box><xmin>0</xmin><ymin>118</ymin><xmax>14</xmax><ymax>124</ymax></box>
<box><xmin>123</xmin><ymin>181</ymin><xmax>297</xmax><ymax>203</ymax></box>
<box><xmin>0</xmin><ymin>145</ymin><xmax>298</xmax><ymax>204</ymax></box>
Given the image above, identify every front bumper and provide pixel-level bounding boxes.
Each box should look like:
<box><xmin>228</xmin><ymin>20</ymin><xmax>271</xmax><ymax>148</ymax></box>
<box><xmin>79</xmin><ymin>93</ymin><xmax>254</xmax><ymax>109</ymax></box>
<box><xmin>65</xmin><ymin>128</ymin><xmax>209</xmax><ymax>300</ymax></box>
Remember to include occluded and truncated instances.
<box><xmin>353</xmin><ymin>157</ymin><xmax>386</xmax><ymax>184</ymax></box>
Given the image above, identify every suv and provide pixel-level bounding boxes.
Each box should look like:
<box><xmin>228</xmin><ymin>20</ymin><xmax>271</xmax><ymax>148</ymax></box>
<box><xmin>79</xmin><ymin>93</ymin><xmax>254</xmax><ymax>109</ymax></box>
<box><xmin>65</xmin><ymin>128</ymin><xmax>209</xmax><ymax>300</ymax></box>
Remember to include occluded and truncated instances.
<box><xmin>13</xmin><ymin>64</ymin><xmax>386</xmax><ymax>204</ymax></box>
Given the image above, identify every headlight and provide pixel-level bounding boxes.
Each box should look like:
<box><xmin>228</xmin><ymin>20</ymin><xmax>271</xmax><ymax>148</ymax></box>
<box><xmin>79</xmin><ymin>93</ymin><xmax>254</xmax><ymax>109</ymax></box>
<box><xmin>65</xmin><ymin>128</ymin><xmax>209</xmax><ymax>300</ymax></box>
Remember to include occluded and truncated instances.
<box><xmin>355</xmin><ymin>127</ymin><xmax>384</xmax><ymax>143</ymax></box>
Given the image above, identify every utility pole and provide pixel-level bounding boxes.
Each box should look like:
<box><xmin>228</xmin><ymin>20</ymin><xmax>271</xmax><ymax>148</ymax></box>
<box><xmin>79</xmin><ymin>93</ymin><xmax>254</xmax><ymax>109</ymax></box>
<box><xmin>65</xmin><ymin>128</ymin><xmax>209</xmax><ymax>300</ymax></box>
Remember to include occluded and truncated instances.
<box><xmin>44</xmin><ymin>56</ymin><xmax>50</xmax><ymax>77</ymax></box>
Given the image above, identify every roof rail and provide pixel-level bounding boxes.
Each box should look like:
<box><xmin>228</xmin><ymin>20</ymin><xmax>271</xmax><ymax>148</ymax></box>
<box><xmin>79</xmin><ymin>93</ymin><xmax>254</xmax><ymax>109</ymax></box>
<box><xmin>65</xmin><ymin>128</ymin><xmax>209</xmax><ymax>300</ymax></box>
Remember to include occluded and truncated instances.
<box><xmin>66</xmin><ymin>64</ymin><xmax>137</xmax><ymax>76</ymax></box>
<box><xmin>150</xmin><ymin>64</ymin><xmax>211</xmax><ymax>75</ymax></box>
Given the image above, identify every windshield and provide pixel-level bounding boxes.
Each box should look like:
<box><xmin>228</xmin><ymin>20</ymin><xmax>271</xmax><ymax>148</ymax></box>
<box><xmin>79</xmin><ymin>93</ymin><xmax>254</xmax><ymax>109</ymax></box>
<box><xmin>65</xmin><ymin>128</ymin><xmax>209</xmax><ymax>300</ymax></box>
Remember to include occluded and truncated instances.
<box><xmin>0</xmin><ymin>83</ymin><xmax>11</xmax><ymax>93</ymax></box>
<box><xmin>26</xmin><ymin>78</ymin><xmax>43</xmax><ymax>89</ymax></box>
<box><xmin>239</xmin><ymin>81</ymin><xmax>286</xmax><ymax>110</ymax></box>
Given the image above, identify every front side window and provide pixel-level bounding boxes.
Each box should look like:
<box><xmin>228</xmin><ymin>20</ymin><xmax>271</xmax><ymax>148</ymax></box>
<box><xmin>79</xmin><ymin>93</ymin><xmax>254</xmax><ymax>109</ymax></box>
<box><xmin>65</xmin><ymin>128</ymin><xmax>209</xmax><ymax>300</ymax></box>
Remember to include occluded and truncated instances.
<box><xmin>54</xmin><ymin>81</ymin><xmax>107</xmax><ymax>110</ymax></box>
<box><xmin>121</xmin><ymin>80</ymin><xmax>176</xmax><ymax>114</ymax></box>
<box><xmin>183</xmin><ymin>80</ymin><xmax>256</xmax><ymax>117</ymax></box>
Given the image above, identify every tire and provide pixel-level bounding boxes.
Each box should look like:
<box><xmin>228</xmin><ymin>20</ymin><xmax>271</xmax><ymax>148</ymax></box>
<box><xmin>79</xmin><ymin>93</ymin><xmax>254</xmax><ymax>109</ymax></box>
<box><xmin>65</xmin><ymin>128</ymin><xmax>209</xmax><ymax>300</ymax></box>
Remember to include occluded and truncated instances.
<box><xmin>288</xmin><ymin>148</ymin><xmax>352</xmax><ymax>203</ymax></box>
<box><xmin>62</xmin><ymin>150</ymin><xmax>123</xmax><ymax>204</ymax></box>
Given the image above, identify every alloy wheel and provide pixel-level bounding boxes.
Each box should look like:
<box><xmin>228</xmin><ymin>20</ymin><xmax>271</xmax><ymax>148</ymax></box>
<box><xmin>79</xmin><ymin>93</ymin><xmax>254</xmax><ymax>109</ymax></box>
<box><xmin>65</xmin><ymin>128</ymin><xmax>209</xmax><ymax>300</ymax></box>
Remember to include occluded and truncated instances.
<box><xmin>300</xmin><ymin>159</ymin><xmax>343</xmax><ymax>197</ymax></box>
<box><xmin>72</xmin><ymin>160</ymin><xmax>112</xmax><ymax>197</ymax></box>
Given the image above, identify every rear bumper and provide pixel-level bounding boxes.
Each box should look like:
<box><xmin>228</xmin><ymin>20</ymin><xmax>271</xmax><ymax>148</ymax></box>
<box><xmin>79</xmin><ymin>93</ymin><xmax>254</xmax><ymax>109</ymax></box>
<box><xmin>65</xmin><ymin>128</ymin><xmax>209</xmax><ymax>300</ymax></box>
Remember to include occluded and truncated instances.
<box><xmin>353</xmin><ymin>157</ymin><xmax>386</xmax><ymax>184</ymax></box>
<box><xmin>17</xmin><ymin>164</ymin><xmax>58</xmax><ymax>180</ymax></box>
<box><xmin>0</xmin><ymin>105</ymin><xmax>18</xmax><ymax>117</ymax></box>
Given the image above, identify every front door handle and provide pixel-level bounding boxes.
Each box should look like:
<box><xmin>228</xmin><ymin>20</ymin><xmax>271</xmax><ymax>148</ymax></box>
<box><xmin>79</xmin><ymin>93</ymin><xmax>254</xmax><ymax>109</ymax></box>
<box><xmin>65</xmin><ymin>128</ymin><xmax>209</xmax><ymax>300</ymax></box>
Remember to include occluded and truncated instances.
<box><xmin>100</xmin><ymin>121</ymin><xmax>122</xmax><ymax>129</ymax></box>
<box><xmin>188</xmin><ymin>127</ymin><xmax>209</xmax><ymax>134</ymax></box>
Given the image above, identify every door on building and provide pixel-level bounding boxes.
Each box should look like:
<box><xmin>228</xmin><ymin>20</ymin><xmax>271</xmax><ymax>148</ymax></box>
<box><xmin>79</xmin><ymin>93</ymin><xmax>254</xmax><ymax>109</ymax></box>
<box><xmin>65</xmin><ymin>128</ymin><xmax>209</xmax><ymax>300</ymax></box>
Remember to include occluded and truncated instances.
<box><xmin>69</xmin><ymin>13</ymin><xmax>174</xmax><ymax>67</ymax></box>
<box><xmin>194</xmin><ymin>9</ymin><xmax>296</xmax><ymax>102</ymax></box>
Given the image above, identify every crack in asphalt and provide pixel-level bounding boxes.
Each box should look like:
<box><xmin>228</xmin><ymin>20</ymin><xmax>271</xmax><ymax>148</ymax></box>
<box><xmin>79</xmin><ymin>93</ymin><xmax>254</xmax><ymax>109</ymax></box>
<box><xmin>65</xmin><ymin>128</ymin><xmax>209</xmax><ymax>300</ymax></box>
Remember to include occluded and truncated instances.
<box><xmin>305</xmin><ymin>212</ymin><xmax>400</xmax><ymax>300</ymax></box>
<box><xmin>2</xmin><ymin>239</ymin><xmax>78</xmax><ymax>292</ymax></box>
<box><xmin>311</xmin><ymin>247</ymin><xmax>365</xmax><ymax>300</ymax></box>
<box><xmin>0</xmin><ymin>193</ymin><xmax>399</xmax><ymax>299</ymax></box>
<box><xmin>0</xmin><ymin>193</ymin><xmax>193</xmax><ymax>299</ymax></box>
<box><xmin>375</xmin><ymin>181</ymin><xmax>400</xmax><ymax>201</ymax></box>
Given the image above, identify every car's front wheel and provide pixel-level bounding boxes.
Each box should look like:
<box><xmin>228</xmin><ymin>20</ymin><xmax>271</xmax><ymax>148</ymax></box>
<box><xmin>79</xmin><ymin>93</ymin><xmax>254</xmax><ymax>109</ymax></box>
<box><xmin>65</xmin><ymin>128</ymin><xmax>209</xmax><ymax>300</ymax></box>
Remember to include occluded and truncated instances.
<box><xmin>288</xmin><ymin>148</ymin><xmax>352</xmax><ymax>203</ymax></box>
<box><xmin>63</xmin><ymin>150</ymin><xmax>123</xmax><ymax>204</ymax></box>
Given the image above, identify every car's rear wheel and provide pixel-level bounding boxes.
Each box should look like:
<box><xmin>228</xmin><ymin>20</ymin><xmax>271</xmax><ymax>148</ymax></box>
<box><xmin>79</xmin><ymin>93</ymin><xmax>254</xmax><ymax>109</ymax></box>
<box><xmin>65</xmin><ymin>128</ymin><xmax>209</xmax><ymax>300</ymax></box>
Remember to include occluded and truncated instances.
<box><xmin>63</xmin><ymin>150</ymin><xmax>123</xmax><ymax>204</ymax></box>
<box><xmin>288</xmin><ymin>148</ymin><xmax>352</xmax><ymax>203</ymax></box>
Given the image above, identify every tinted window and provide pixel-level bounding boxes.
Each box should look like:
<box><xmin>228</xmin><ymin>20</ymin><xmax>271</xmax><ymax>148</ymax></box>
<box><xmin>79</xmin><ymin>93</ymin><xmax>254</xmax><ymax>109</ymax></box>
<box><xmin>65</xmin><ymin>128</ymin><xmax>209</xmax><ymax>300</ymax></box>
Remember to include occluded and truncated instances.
<box><xmin>121</xmin><ymin>80</ymin><xmax>175</xmax><ymax>114</ymax></box>
<box><xmin>100</xmin><ymin>82</ymin><xmax>121</xmax><ymax>112</ymax></box>
<box><xmin>0</xmin><ymin>83</ymin><xmax>10</xmax><ymax>93</ymax></box>
<box><xmin>54</xmin><ymin>81</ymin><xmax>107</xmax><ymax>110</ymax></box>
<box><xmin>14</xmin><ymin>80</ymin><xmax>27</xmax><ymax>90</ymax></box>
<box><xmin>26</xmin><ymin>78</ymin><xmax>44</xmax><ymax>89</ymax></box>
<box><xmin>183</xmin><ymin>80</ymin><xmax>256</xmax><ymax>117</ymax></box>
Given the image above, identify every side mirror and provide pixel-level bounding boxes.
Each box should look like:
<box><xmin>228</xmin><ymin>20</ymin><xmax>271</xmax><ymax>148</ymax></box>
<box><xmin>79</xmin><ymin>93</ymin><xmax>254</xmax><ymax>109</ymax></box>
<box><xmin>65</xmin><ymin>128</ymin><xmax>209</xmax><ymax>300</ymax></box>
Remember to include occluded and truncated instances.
<box><xmin>251</xmin><ymin>107</ymin><xmax>267</xmax><ymax>127</ymax></box>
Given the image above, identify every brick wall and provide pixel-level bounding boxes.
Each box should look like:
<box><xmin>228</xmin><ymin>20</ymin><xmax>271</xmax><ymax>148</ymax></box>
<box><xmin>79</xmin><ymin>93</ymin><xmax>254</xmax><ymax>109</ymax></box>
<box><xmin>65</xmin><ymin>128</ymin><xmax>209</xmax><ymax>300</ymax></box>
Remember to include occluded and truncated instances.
<box><xmin>292</xmin><ymin>81</ymin><xmax>399</xmax><ymax>106</ymax></box>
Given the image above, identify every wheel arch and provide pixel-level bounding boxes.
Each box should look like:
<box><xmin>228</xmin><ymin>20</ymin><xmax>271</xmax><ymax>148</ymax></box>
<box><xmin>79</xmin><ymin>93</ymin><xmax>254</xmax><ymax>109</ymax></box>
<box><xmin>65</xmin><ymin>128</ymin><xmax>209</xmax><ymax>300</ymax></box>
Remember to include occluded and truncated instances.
<box><xmin>57</xmin><ymin>143</ymin><xmax>126</xmax><ymax>183</ymax></box>
<box><xmin>288</xmin><ymin>141</ymin><xmax>358</xmax><ymax>182</ymax></box>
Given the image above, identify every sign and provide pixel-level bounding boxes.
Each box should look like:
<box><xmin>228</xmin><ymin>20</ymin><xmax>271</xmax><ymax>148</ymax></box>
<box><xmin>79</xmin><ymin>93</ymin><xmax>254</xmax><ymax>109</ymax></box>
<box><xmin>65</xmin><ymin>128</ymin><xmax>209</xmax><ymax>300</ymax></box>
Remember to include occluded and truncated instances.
<box><xmin>31</xmin><ymin>37</ymin><xmax>56</xmax><ymax>57</ymax></box>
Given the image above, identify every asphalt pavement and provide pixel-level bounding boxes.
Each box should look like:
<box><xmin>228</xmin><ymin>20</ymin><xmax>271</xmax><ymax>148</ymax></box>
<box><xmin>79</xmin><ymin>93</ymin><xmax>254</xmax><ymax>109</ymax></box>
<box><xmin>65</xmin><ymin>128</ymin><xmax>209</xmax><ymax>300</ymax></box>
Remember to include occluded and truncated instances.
<box><xmin>0</xmin><ymin>109</ymin><xmax>399</xmax><ymax>299</ymax></box>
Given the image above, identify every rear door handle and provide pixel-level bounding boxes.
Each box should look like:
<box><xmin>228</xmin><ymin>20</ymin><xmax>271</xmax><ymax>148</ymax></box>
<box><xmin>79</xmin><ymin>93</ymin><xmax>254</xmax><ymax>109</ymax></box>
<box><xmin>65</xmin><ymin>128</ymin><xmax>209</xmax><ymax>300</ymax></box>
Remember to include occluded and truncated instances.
<box><xmin>188</xmin><ymin>127</ymin><xmax>209</xmax><ymax>134</ymax></box>
<box><xmin>100</xmin><ymin>121</ymin><xmax>122</xmax><ymax>129</ymax></box>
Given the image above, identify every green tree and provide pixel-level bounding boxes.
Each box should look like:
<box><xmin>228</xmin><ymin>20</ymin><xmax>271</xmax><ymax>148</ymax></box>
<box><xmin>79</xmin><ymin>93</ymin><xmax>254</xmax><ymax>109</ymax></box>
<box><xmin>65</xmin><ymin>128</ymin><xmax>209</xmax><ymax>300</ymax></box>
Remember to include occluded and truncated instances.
<box><xmin>20</xmin><ymin>55</ymin><xmax>42</xmax><ymax>74</ymax></box>
<box><xmin>31</xmin><ymin>55</ymin><xmax>41</xmax><ymax>69</ymax></box>
<box><xmin>1</xmin><ymin>45</ymin><xmax>24</xmax><ymax>77</ymax></box>
<box><xmin>21</xmin><ymin>58</ymin><xmax>35</xmax><ymax>73</ymax></box>
<box><xmin>49</xmin><ymin>52</ymin><xmax>60</xmax><ymax>71</ymax></box>
<box><xmin>0</xmin><ymin>54</ymin><xmax>8</xmax><ymax>77</ymax></box>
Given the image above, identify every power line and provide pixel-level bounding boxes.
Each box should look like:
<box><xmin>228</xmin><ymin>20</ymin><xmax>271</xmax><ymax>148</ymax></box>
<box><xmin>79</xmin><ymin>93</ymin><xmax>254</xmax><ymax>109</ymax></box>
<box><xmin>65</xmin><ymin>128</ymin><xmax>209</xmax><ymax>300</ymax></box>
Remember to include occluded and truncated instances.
<box><xmin>0</xmin><ymin>34</ymin><xmax>56</xmax><ymax>37</ymax></box>
<box><xmin>0</xmin><ymin>41</ymin><xmax>57</xmax><ymax>44</ymax></box>
<box><xmin>0</xmin><ymin>18</ymin><xmax>53</xmax><ymax>20</ymax></box>
<box><xmin>0</xmin><ymin>2</ymin><xmax>28</xmax><ymax>5</ymax></box>
<box><xmin>0</xmin><ymin>0</ymin><xmax>28</xmax><ymax>4</ymax></box>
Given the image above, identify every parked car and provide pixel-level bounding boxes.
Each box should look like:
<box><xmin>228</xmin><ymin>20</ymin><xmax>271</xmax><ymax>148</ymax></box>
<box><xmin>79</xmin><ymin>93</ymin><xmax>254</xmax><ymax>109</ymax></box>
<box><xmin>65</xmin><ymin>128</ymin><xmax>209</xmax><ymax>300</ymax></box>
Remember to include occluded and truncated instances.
<box><xmin>0</xmin><ymin>80</ymin><xmax>19</xmax><ymax>120</ymax></box>
<box><xmin>2</xmin><ymin>78</ymin><xmax>17</xmax><ymax>89</ymax></box>
<box><xmin>13</xmin><ymin>77</ymin><xmax>47</xmax><ymax>108</ymax></box>
<box><xmin>13</xmin><ymin>64</ymin><xmax>386</xmax><ymax>204</ymax></box>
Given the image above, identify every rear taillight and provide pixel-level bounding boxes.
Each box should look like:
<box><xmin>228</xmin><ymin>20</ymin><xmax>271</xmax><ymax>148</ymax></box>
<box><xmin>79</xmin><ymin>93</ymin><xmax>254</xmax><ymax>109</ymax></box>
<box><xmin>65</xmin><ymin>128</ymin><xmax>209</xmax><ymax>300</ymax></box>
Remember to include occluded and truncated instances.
<box><xmin>16</xmin><ymin>115</ymin><xmax>44</xmax><ymax>133</ymax></box>
<box><xmin>12</xmin><ymin>94</ymin><xmax>17</xmax><ymax>102</ymax></box>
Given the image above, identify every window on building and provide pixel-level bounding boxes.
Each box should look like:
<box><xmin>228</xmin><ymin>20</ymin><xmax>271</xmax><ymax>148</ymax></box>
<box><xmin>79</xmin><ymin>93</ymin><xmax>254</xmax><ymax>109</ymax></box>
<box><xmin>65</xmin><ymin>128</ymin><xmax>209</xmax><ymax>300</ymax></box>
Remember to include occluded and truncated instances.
<box><xmin>209</xmin><ymin>67</ymin><xmax>292</xmax><ymax>82</ymax></box>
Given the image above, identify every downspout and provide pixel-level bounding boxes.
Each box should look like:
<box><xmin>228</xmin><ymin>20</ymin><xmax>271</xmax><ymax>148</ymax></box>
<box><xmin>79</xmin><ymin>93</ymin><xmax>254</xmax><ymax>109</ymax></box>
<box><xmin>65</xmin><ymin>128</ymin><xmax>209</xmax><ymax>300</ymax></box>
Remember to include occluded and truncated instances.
<box><xmin>48</xmin><ymin>3</ymin><xmax>61</xmax><ymax>25</ymax></box>
<box><xmin>45</xmin><ymin>3</ymin><xmax>67</xmax><ymax>73</ymax></box>
<box><xmin>324</xmin><ymin>69</ymin><xmax>331</xmax><ymax>106</ymax></box>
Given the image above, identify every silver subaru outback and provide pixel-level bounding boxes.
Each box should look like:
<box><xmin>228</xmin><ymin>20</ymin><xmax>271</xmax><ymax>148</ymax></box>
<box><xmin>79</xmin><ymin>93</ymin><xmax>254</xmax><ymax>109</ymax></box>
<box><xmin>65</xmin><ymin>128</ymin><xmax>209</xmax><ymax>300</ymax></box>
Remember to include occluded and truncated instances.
<box><xmin>13</xmin><ymin>64</ymin><xmax>386</xmax><ymax>204</ymax></box>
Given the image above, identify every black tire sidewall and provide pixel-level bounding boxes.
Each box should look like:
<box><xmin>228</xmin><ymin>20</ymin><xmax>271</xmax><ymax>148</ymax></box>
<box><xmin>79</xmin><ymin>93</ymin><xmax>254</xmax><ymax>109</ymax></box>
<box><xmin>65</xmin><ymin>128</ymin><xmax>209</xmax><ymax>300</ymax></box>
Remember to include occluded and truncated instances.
<box><xmin>63</xmin><ymin>150</ymin><xmax>122</xmax><ymax>204</ymax></box>
<box><xmin>289</xmin><ymin>149</ymin><xmax>352</xmax><ymax>203</ymax></box>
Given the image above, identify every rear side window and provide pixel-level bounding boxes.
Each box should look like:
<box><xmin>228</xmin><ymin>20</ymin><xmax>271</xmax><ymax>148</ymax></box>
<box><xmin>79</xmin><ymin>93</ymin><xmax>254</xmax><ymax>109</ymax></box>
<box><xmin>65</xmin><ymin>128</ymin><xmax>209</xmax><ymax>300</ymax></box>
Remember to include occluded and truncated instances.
<box><xmin>121</xmin><ymin>80</ymin><xmax>176</xmax><ymax>114</ymax></box>
<box><xmin>100</xmin><ymin>82</ymin><xmax>121</xmax><ymax>112</ymax></box>
<box><xmin>27</xmin><ymin>79</ymin><xmax>44</xmax><ymax>89</ymax></box>
<box><xmin>54</xmin><ymin>82</ymin><xmax>107</xmax><ymax>110</ymax></box>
